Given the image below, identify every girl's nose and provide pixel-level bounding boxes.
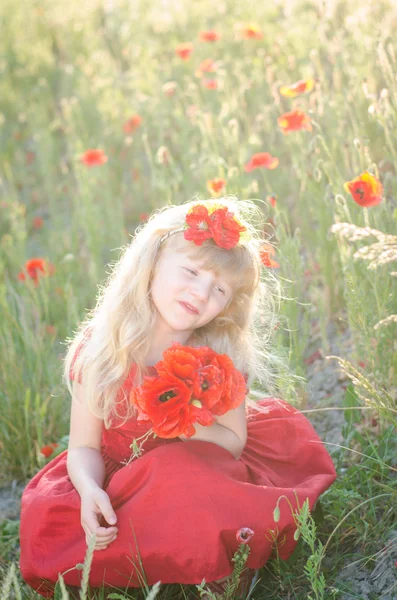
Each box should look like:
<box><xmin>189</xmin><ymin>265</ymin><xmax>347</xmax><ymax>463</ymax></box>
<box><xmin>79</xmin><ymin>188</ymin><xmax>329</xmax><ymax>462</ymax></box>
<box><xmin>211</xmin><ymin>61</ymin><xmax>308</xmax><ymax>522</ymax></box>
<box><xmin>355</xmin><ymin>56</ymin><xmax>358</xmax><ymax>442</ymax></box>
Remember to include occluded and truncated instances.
<box><xmin>191</xmin><ymin>281</ymin><xmax>210</xmax><ymax>303</ymax></box>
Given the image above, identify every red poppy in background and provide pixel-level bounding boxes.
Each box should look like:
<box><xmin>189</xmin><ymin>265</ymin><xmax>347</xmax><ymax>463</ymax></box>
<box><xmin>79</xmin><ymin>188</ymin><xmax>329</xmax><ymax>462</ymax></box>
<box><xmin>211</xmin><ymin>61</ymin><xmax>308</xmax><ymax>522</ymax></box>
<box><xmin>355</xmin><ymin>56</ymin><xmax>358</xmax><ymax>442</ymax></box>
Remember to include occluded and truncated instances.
<box><xmin>343</xmin><ymin>171</ymin><xmax>383</xmax><ymax>207</ymax></box>
<box><xmin>244</xmin><ymin>152</ymin><xmax>279</xmax><ymax>172</ymax></box>
<box><xmin>202</xmin><ymin>79</ymin><xmax>218</xmax><ymax>90</ymax></box>
<box><xmin>279</xmin><ymin>78</ymin><xmax>315</xmax><ymax>98</ymax></box>
<box><xmin>267</xmin><ymin>194</ymin><xmax>277</xmax><ymax>208</ymax></box>
<box><xmin>40</xmin><ymin>443</ymin><xmax>59</xmax><ymax>458</ymax></box>
<box><xmin>123</xmin><ymin>114</ymin><xmax>142</xmax><ymax>134</ymax></box>
<box><xmin>278</xmin><ymin>110</ymin><xmax>312</xmax><ymax>134</ymax></box>
<box><xmin>25</xmin><ymin>151</ymin><xmax>35</xmax><ymax>165</ymax></box>
<box><xmin>18</xmin><ymin>258</ymin><xmax>55</xmax><ymax>285</ymax></box>
<box><xmin>175</xmin><ymin>43</ymin><xmax>193</xmax><ymax>60</ymax></box>
<box><xmin>207</xmin><ymin>178</ymin><xmax>226</xmax><ymax>197</ymax></box>
<box><xmin>259</xmin><ymin>244</ymin><xmax>280</xmax><ymax>268</ymax></box>
<box><xmin>139</xmin><ymin>212</ymin><xmax>149</xmax><ymax>222</ymax></box>
<box><xmin>304</xmin><ymin>349</ymin><xmax>323</xmax><ymax>365</ymax></box>
<box><xmin>32</xmin><ymin>216</ymin><xmax>44</xmax><ymax>230</ymax></box>
<box><xmin>80</xmin><ymin>149</ymin><xmax>108</xmax><ymax>167</ymax></box>
<box><xmin>195</xmin><ymin>58</ymin><xmax>216</xmax><ymax>78</ymax></box>
<box><xmin>235</xmin><ymin>22</ymin><xmax>263</xmax><ymax>40</ymax></box>
<box><xmin>199</xmin><ymin>30</ymin><xmax>221</xmax><ymax>42</ymax></box>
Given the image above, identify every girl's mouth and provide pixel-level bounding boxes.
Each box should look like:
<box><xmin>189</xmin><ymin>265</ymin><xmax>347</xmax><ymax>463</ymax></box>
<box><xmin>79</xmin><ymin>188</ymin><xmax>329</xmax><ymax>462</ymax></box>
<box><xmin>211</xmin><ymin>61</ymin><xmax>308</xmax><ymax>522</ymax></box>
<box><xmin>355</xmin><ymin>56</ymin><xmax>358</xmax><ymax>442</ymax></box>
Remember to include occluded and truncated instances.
<box><xmin>179</xmin><ymin>301</ymin><xmax>199</xmax><ymax>315</ymax></box>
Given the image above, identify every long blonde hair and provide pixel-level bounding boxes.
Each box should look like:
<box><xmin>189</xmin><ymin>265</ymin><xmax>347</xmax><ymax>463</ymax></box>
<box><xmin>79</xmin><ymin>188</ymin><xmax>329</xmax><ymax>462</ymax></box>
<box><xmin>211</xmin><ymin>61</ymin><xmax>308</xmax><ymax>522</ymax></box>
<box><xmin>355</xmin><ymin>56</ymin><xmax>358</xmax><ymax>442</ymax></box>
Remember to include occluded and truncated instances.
<box><xmin>63</xmin><ymin>196</ymin><xmax>292</xmax><ymax>428</ymax></box>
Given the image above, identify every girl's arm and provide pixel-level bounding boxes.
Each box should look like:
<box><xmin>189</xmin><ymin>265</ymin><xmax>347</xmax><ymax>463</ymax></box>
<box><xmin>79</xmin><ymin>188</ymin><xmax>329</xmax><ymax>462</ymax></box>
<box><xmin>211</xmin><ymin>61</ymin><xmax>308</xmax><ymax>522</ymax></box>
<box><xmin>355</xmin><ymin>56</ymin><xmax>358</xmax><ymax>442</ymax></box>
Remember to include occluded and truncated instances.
<box><xmin>67</xmin><ymin>447</ymin><xmax>106</xmax><ymax>496</ymax></box>
<box><xmin>179</xmin><ymin>401</ymin><xmax>248</xmax><ymax>460</ymax></box>
<box><xmin>66</xmin><ymin>380</ymin><xmax>105</xmax><ymax>495</ymax></box>
<box><xmin>67</xmin><ymin>381</ymin><xmax>118</xmax><ymax>551</ymax></box>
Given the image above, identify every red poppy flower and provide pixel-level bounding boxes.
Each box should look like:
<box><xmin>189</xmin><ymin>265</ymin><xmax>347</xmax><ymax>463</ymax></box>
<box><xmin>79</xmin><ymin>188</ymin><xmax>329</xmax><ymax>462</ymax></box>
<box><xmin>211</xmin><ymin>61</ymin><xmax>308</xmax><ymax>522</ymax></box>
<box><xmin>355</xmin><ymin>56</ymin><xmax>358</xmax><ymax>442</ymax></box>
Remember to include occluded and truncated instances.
<box><xmin>259</xmin><ymin>244</ymin><xmax>280</xmax><ymax>268</ymax></box>
<box><xmin>132</xmin><ymin>168</ymin><xmax>140</xmax><ymax>181</ymax></box>
<box><xmin>139</xmin><ymin>212</ymin><xmax>149</xmax><ymax>222</ymax></box>
<box><xmin>156</xmin><ymin>345</ymin><xmax>202</xmax><ymax>384</ymax></box>
<box><xmin>80</xmin><ymin>149</ymin><xmax>108</xmax><ymax>167</ymax></box>
<box><xmin>195</xmin><ymin>58</ymin><xmax>216</xmax><ymax>78</ymax></box>
<box><xmin>160</xmin><ymin>344</ymin><xmax>245</xmax><ymax>417</ymax></box>
<box><xmin>267</xmin><ymin>194</ymin><xmax>277</xmax><ymax>208</ymax></box>
<box><xmin>40</xmin><ymin>443</ymin><xmax>59</xmax><ymax>458</ymax></box>
<box><xmin>192</xmin><ymin>364</ymin><xmax>224</xmax><ymax>408</ymax></box>
<box><xmin>32</xmin><ymin>216</ymin><xmax>44</xmax><ymax>230</ymax></box>
<box><xmin>244</xmin><ymin>152</ymin><xmax>279</xmax><ymax>172</ymax></box>
<box><xmin>279</xmin><ymin>78</ymin><xmax>315</xmax><ymax>98</ymax></box>
<box><xmin>175</xmin><ymin>43</ymin><xmax>193</xmax><ymax>60</ymax></box>
<box><xmin>211</xmin><ymin>206</ymin><xmax>247</xmax><ymax>250</ymax></box>
<box><xmin>211</xmin><ymin>353</ymin><xmax>246</xmax><ymax>413</ymax></box>
<box><xmin>236</xmin><ymin>527</ymin><xmax>255</xmax><ymax>544</ymax></box>
<box><xmin>304</xmin><ymin>349</ymin><xmax>323</xmax><ymax>365</ymax></box>
<box><xmin>197</xmin><ymin>58</ymin><xmax>216</xmax><ymax>72</ymax></box>
<box><xmin>277</xmin><ymin>110</ymin><xmax>312</xmax><ymax>134</ymax></box>
<box><xmin>235</xmin><ymin>22</ymin><xmax>263</xmax><ymax>40</ymax></box>
<box><xmin>130</xmin><ymin>343</ymin><xmax>247</xmax><ymax>440</ymax></box>
<box><xmin>130</xmin><ymin>374</ymin><xmax>196</xmax><ymax>438</ymax></box>
<box><xmin>123</xmin><ymin>114</ymin><xmax>142</xmax><ymax>134</ymax></box>
<box><xmin>157</xmin><ymin>345</ymin><xmax>221</xmax><ymax>427</ymax></box>
<box><xmin>207</xmin><ymin>178</ymin><xmax>226</xmax><ymax>197</ymax></box>
<box><xmin>18</xmin><ymin>258</ymin><xmax>56</xmax><ymax>285</ymax></box>
<box><xmin>202</xmin><ymin>79</ymin><xmax>218</xmax><ymax>90</ymax></box>
<box><xmin>45</xmin><ymin>324</ymin><xmax>57</xmax><ymax>337</ymax></box>
<box><xmin>184</xmin><ymin>205</ymin><xmax>247</xmax><ymax>249</ymax></box>
<box><xmin>343</xmin><ymin>171</ymin><xmax>383</xmax><ymax>207</ymax></box>
<box><xmin>199</xmin><ymin>30</ymin><xmax>221</xmax><ymax>42</ymax></box>
<box><xmin>25</xmin><ymin>151</ymin><xmax>35</xmax><ymax>165</ymax></box>
<box><xmin>184</xmin><ymin>205</ymin><xmax>215</xmax><ymax>245</ymax></box>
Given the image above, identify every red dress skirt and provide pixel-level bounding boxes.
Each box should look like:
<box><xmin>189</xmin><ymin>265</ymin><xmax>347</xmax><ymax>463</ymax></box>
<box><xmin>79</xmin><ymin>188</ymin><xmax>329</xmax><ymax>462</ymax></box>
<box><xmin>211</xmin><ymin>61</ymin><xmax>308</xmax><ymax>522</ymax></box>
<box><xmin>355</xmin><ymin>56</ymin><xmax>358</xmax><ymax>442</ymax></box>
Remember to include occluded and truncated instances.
<box><xmin>20</xmin><ymin>396</ymin><xmax>336</xmax><ymax>598</ymax></box>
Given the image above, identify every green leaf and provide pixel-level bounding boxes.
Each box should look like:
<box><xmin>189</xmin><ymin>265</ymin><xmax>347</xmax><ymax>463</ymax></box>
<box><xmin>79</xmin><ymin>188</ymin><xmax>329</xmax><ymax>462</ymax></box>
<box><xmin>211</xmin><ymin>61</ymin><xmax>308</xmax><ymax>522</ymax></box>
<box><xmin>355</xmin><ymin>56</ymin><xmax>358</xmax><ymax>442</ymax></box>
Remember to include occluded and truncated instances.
<box><xmin>342</xmin><ymin>384</ymin><xmax>362</xmax><ymax>425</ymax></box>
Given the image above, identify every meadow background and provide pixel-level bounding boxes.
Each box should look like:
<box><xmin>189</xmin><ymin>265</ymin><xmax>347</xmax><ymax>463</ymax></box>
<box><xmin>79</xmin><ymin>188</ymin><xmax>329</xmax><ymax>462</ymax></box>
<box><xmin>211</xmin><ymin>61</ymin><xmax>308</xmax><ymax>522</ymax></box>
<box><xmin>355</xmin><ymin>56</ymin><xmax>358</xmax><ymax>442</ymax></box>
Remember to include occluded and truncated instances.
<box><xmin>0</xmin><ymin>0</ymin><xmax>396</xmax><ymax>598</ymax></box>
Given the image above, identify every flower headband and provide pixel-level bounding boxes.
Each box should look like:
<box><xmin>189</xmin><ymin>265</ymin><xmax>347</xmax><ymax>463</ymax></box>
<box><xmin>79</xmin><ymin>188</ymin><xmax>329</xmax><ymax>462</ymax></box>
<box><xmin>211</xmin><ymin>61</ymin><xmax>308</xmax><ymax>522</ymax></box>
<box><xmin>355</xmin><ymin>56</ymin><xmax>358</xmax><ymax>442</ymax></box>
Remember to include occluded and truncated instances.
<box><xmin>160</xmin><ymin>204</ymin><xmax>250</xmax><ymax>250</ymax></box>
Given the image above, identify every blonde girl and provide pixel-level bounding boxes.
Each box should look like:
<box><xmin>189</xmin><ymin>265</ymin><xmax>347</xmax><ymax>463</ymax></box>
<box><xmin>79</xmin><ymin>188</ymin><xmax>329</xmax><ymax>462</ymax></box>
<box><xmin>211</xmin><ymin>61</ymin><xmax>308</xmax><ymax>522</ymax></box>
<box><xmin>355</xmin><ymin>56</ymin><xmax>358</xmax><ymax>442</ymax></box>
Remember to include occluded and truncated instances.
<box><xmin>20</xmin><ymin>197</ymin><xmax>336</xmax><ymax>599</ymax></box>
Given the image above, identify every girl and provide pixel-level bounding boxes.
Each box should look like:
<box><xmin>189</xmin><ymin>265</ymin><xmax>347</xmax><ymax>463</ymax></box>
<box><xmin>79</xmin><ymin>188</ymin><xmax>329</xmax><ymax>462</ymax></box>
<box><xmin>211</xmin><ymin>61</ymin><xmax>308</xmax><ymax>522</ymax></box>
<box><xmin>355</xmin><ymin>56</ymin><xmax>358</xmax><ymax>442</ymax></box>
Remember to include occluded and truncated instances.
<box><xmin>20</xmin><ymin>197</ymin><xmax>337</xmax><ymax>599</ymax></box>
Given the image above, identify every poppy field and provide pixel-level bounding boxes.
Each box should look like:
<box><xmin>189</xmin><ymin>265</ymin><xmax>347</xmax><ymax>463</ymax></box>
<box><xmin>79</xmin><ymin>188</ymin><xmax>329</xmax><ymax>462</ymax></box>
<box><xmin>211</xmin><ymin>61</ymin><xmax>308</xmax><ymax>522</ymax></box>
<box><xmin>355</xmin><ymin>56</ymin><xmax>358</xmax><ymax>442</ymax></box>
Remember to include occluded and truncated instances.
<box><xmin>1</xmin><ymin>0</ymin><xmax>397</xmax><ymax>598</ymax></box>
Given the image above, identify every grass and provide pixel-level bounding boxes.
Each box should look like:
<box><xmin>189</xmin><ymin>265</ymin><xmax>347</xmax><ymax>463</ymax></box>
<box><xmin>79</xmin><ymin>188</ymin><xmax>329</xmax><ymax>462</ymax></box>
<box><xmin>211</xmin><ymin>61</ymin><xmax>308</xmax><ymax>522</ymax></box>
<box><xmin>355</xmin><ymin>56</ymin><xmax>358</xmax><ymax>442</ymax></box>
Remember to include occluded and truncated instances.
<box><xmin>1</xmin><ymin>0</ymin><xmax>397</xmax><ymax>597</ymax></box>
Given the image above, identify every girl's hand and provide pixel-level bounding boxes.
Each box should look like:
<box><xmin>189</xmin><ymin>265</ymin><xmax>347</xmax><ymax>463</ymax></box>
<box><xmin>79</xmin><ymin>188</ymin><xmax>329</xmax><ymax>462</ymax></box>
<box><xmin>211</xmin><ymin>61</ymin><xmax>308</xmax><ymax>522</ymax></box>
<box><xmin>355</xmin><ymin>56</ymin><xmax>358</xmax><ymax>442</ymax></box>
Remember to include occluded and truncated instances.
<box><xmin>80</xmin><ymin>486</ymin><xmax>118</xmax><ymax>551</ymax></box>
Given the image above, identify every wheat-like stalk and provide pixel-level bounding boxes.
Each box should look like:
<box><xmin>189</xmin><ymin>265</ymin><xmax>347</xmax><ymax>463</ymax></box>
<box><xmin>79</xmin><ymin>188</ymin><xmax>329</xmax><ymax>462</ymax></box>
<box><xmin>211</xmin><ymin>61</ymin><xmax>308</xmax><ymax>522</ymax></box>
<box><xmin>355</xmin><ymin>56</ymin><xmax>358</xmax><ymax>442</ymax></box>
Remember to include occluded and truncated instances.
<box><xmin>331</xmin><ymin>222</ymin><xmax>397</xmax><ymax>328</ymax></box>
<box><xmin>374</xmin><ymin>314</ymin><xmax>397</xmax><ymax>329</ymax></box>
<box><xmin>330</xmin><ymin>223</ymin><xmax>397</xmax><ymax>269</ymax></box>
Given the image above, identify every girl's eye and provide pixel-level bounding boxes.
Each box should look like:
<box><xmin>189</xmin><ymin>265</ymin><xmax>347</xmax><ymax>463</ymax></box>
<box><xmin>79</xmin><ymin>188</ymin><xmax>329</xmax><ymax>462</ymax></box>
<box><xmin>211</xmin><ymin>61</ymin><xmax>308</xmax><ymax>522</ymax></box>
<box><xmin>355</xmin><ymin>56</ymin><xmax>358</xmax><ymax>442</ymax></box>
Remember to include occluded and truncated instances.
<box><xmin>215</xmin><ymin>285</ymin><xmax>226</xmax><ymax>295</ymax></box>
<box><xmin>184</xmin><ymin>267</ymin><xmax>197</xmax><ymax>276</ymax></box>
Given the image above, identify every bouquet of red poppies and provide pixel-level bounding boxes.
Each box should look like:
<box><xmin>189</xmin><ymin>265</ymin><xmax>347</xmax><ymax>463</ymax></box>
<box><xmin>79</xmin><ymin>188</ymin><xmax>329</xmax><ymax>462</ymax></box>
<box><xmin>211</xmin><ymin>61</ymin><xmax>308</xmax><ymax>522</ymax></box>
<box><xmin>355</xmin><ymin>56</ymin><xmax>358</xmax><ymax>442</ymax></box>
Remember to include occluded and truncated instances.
<box><xmin>129</xmin><ymin>344</ymin><xmax>247</xmax><ymax>443</ymax></box>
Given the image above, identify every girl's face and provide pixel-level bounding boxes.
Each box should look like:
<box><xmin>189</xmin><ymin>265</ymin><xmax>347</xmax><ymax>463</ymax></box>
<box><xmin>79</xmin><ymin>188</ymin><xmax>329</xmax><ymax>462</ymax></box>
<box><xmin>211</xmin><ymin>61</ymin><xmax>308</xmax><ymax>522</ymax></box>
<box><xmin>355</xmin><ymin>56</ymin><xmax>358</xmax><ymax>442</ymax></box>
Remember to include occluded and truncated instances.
<box><xmin>150</xmin><ymin>241</ymin><xmax>233</xmax><ymax>338</ymax></box>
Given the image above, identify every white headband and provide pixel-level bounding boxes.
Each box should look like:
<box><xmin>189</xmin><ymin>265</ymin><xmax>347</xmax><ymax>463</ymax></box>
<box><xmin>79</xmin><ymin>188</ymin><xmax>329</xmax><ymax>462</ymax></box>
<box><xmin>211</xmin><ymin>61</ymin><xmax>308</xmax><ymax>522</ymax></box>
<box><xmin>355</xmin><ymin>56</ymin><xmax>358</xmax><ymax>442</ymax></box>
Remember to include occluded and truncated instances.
<box><xmin>159</xmin><ymin>227</ymin><xmax>186</xmax><ymax>245</ymax></box>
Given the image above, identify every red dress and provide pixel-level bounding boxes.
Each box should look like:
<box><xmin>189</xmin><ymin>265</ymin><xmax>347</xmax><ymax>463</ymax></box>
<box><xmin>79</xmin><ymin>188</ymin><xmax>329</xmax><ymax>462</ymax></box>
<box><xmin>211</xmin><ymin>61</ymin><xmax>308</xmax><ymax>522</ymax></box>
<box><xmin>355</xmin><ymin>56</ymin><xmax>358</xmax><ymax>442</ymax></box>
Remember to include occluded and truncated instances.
<box><xmin>20</xmin><ymin>363</ymin><xmax>336</xmax><ymax>598</ymax></box>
